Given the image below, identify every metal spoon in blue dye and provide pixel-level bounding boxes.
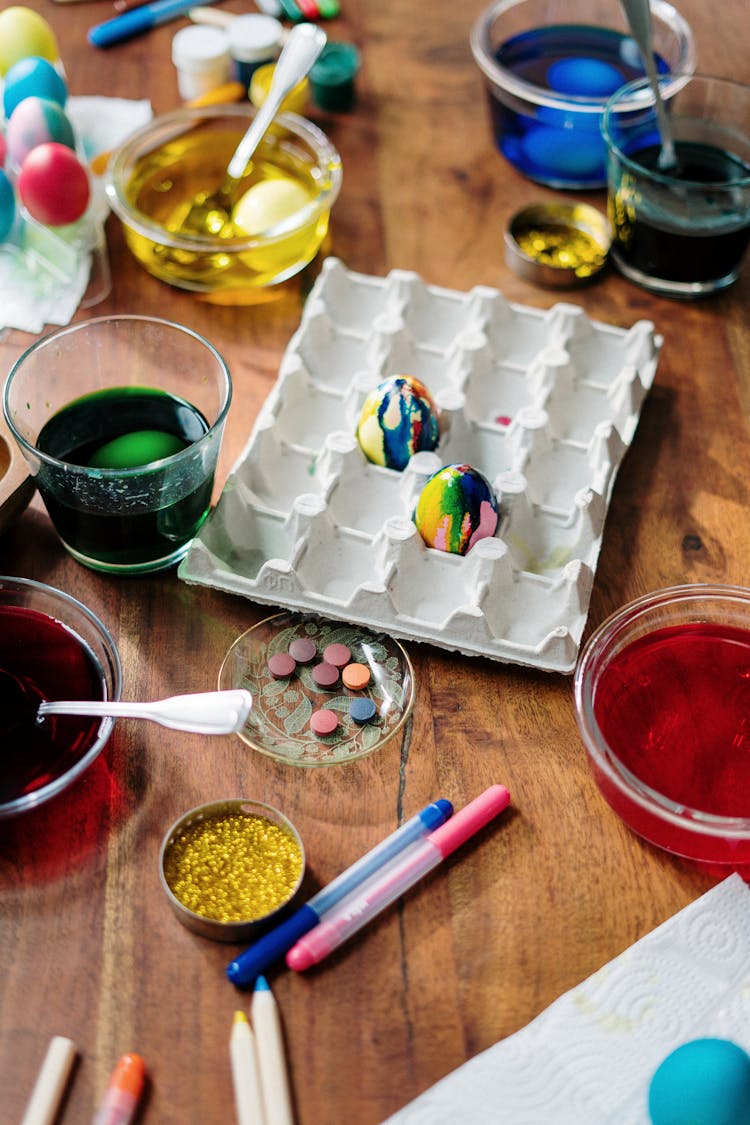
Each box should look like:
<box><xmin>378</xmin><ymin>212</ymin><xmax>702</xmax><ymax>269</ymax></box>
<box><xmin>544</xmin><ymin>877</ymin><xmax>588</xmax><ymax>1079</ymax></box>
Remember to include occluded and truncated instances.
<box><xmin>619</xmin><ymin>0</ymin><xmax>677</xmax><ymax>171</ymax></box>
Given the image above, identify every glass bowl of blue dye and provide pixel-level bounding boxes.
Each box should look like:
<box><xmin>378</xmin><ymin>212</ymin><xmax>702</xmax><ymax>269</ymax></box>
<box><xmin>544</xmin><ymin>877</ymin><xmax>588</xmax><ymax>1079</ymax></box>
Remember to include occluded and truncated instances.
<box><xmin>470</xmin><ymin>0</ymin><xmax>695</xmax><ymax>189</ymax></box>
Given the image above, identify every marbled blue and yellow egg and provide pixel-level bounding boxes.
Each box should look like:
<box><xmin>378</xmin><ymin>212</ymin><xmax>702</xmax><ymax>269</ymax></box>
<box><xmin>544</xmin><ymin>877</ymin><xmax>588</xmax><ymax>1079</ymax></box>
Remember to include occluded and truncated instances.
<box><xmin>356</xmin><ymin>374</ymin><xmax>440</xmax><ymax>471</ymax></box>
<box><xmin>414</xmin><ymin>463</ymin><xmax>498</xmax><ymax>555</ymax></box>
<box><xmin>6</xmin><ymin>96</ymin><xmax>75</xmax><ymax>169</ymax></box>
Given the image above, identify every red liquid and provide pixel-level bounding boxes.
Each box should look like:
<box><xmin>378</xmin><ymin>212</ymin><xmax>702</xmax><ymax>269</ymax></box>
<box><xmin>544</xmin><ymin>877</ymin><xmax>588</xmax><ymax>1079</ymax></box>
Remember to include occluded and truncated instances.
<box><xmin>594</xmin><ymin>623</ymin><xmax>750</xmax><ymax>819</ymax></box>
<box><xmin>0</xmin><ymin>606</ymin><xmax>105</xmax><ymax>806</ymax></box>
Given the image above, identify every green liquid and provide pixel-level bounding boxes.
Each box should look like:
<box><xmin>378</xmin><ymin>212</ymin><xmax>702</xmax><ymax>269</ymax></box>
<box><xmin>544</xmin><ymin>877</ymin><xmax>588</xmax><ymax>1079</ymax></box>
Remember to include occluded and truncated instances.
<box><xmin>36</xmin><ymin>387</ymin><xmax>213</xmax><ymax>572</ymax></box>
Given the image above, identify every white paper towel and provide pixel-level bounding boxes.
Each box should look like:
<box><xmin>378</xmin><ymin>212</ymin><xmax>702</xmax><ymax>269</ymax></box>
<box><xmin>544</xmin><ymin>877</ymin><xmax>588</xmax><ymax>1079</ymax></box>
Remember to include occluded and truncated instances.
<box><xmin>384</xmin><ymin>875</ymin><xmax>750</xmax><ymax>1124</ymax></box>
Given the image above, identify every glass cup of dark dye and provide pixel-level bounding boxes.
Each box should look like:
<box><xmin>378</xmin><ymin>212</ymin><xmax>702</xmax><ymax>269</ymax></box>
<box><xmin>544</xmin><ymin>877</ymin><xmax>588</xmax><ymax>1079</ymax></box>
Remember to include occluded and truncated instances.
<box><xmin>574</xmin><ymin>584</ymin><xmax>750</xmax><ymax>875</ymax></box>
<box><xmin>3</xmin><ymin>315</ymin><xmax>232</xmax><ymax>574</ymax></box>
<box><xmin>470</xmin><ymin>0</ymin><xmax>694</xmax><ymax>189</ymax></box>
<box><xmin>602</xmin><ymin>74</ymin><xmax>750</xmax><ymax>297</ymax></box>
<box><xmin>0</xmin><ymin>576</ymin><xmax>122</xmax><ymax>819</ymax></box>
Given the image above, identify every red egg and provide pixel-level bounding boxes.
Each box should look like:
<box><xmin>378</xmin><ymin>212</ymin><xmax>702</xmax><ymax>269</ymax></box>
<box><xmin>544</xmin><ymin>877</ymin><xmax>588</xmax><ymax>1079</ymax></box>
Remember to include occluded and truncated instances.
<box><xmin>17</xmin><ymin>141</ymin><xmax>90</xmax><ymax>226</ymax></box>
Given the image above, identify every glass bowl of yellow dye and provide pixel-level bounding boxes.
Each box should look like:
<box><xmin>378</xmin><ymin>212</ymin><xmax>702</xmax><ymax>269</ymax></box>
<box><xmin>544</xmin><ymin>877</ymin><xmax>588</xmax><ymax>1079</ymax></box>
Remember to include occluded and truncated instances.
<box><xmin>105</xmin><ymin>104</ymin><xmax>342</xmax><ymax>302</ymax></box>
<box><xmin>159</xmin><ymin>798</ymin><xmax>306</xmax><ymax>942</ymax></box>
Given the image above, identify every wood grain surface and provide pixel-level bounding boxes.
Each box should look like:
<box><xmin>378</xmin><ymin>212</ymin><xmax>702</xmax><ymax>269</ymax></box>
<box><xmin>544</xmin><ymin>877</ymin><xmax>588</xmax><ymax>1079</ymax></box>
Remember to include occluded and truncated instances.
<box><xmin>1</xmin><ymin>0</ymin><xmax>749</xmax><ymax>1121</ymax></box>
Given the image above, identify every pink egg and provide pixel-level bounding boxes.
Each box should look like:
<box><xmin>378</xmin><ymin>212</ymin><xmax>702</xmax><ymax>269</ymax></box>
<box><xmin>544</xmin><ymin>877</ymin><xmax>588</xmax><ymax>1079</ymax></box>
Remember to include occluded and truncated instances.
<box><xmin>6</xmin><ymin>96</ymin><xmax>75</xmax><ymax>169</ymax></box>
<box><xmin>17</xmin><ymin>142</ymin><xmax>90</xmax><ymax>226</ymax></box>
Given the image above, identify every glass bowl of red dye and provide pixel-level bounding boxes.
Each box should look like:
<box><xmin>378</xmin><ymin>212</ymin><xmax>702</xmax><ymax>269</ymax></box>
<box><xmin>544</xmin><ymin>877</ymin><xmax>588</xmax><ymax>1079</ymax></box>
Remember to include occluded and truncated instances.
<box><xmin>470</xmin><ymin>0</ymin><xmax>694</xmax><ymax>189</ymax></box>
<box><xmin>574</xmin><ymin>584</ymin><xmax>750</xmax><ymax>873</ymax></box>
<box><xmin>0</xmin><ymin>576</ymin><xmax>122</xmax><ymax>819</ymax></box>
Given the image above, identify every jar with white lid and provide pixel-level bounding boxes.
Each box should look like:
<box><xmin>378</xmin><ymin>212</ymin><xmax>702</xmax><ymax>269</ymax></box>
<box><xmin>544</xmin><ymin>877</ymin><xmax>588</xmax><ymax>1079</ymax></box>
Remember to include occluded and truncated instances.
<box><xmin>171</xmin><ymin>24</ymin><xmax>232</xmax><ymax>101</ymax></box>
<box><xmin>227</xmin><ymin>14</ymin><xmax>284</xmax><ymax>89</ymax></box>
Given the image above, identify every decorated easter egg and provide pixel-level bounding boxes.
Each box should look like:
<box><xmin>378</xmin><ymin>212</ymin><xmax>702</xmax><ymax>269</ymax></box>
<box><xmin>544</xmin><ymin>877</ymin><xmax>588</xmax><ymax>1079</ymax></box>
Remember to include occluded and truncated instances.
<box><xmin>0</xmin><ymin>170</ymin><xmax>16</xmax><ymax>243</ymax></box>
<box><xmin>233</xmin><ymin>177</ymin><xmax>310</xmax><ymax>235</ymax></box>
<box><xmin>2</xmin><ymin>56</ymin><xmax>68</xmax><ymax>120</ymax></box>
<box><xmin>356</xmin><ymin>375</ymin><xmax>440</xmax><ymax>471</ymax></box>
<box><xmin>6</xmin><ymin>97</ymin><xmax>75</xmax><ymax>169</ymax></box>
<box><xmin>0</xmin><ymin>7</ymin><xmax>60</xmax><ymax>76</ymax></box>
<box><xmin>414</xmin><ymin>463</ymin><xmax>498</xmax><ymax>555</ymax></box>
<box><xmin>17</xmin><ymin>142</ymin><xmax>90</xmax><ymax>226</ymax></box>
<box><xmin>648</xmin><ymin>1038</ymin><xmax>750</xmax><ymax>1125</ymax></box>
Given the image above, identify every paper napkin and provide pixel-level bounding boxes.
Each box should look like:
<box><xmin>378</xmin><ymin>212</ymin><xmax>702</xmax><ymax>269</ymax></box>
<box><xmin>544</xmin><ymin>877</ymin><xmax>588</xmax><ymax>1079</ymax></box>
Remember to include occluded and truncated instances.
<box><xmin>384</xmin><ymin>875</ymin><xmax>750</xmax><ymax>1124</ymax></box>
<box><xmin>0</xmin><ymin>96</ymin><xmax>152</xmax><ymax>335</ymax></box>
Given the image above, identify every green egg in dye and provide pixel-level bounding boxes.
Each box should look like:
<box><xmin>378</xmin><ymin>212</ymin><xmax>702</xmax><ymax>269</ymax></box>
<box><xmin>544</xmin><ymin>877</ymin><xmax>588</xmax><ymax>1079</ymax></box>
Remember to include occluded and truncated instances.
<box><xmin>88</xmin><ymin>429</ymin><xmax>187</xmax><ymax>469</ymax></box>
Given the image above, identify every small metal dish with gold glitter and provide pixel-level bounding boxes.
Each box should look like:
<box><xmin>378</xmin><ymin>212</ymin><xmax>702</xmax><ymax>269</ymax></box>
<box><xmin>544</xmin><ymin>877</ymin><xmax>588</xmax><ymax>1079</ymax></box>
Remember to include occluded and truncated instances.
<box><xmin>159</xmin><ymin>798</ymin><xmax>306</xmax><ymax>942</ymax></box>
<box><xmin>505</xmin><ymin>202</ymin><xmax>611</xmax><ymax>288</ymax></box>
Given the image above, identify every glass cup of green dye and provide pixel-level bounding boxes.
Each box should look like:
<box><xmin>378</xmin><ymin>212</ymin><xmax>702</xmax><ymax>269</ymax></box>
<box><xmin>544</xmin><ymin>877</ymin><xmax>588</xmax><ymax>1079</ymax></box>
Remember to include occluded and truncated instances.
<box><xmin>3</xmin><ymin>315</ymin><xmax>232</xmax><ymax>574</ymax></box>
<box><xmin>601</xmin><ymin>74</ymin><xmax>750</xmax><ymax>298</ymax></box>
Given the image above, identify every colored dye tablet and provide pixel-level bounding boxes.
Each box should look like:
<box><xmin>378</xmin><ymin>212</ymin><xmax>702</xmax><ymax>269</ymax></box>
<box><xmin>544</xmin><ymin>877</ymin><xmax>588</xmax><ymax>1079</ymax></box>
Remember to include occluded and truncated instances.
<box><xmin>342</xmin><ymin>662</ymin><xmax>371</xmax><ymax>691</ymax></box>
<box><xmin>311</xmin><ymin>661</ymin><xmax>339</xmax><ymax>688</ymax></box>
<box><xmin>268</xmin><ymin>652</ymin><xmax>296</xmax><ymax>679</ymax></box>
<box><xmin>310</xmin><ymin>708</ymin><xmax>339</xmax><ymax>736</ymax></box>
<box><xmin>648</xmin><ymin>1038</ymin><xmax>750</xmax><ymax>1125</ymax></box>
<box><xmin>322</xmin><ymin>643</ymin><xmax>351</xmax><ymax>668</ymax></box>
<box><xmin>349</xmin><ymin>698</ymin><xmax>376</xmax><ymax>725</ymax></box>
<box><xmin>288</xmin><ymin>637</ymin><xmax>317</xmax><ymax>663</ymax></box>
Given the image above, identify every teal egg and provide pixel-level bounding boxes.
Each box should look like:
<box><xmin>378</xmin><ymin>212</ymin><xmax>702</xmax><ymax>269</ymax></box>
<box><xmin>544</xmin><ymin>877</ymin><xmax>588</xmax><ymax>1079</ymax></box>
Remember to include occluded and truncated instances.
<box><xmin>88</xmin><ymin>430</ymin><xmax>186</xmax><ymax>469</ymax></box>
<box><xmin>648</xmin><ymin>1038</ymin><xmax>750</xmax><ymax>1125</ymax></box>
<box><xmin>0</xmin><ymin>169</ymin><xmax>15</xmax><ymax>242</ymax></box>
<box><xmin>2</xmin><ymin>56</ymin><xmax>67</xmax><ymax>120</ymax></box>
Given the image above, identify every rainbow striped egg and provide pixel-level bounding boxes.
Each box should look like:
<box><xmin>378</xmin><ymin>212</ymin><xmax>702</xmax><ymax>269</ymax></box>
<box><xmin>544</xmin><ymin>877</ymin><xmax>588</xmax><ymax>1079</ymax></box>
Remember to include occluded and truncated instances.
<box><xmin>414</xmin><ymin>463</ymin><xmax>498</xmax><ymax>555</ymax></box>
<box><xmin>356</xmin><ymin>374</ymin><xmax>440</xmax><ymax>471</ymax></box>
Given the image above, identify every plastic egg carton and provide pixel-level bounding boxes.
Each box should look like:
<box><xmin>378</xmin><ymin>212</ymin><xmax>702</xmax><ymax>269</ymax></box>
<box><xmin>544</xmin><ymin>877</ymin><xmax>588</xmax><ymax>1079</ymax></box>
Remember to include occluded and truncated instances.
<box><xmin>180</xmin><ymin>258</ymin><xmax>661</xmax><ymax>673</ymax></box>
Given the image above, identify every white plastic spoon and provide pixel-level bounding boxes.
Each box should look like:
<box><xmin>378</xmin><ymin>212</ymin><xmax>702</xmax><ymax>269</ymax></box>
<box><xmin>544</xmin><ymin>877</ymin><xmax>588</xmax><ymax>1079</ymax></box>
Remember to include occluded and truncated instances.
<box><xmin>37</xmin><ymin>689</ymin><xmax>252</xmax><ymax>735</ymax></box>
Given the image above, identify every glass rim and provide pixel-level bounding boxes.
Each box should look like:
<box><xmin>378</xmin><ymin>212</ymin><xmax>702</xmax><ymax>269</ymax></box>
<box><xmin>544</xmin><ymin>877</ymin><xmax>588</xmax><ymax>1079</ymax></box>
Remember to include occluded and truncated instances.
<box><xmin>2</xmin><ymin>314</ymin><xmax>233</xmax><ymax>479</ymax></box>
<box><xmin>601</xmin><ymin>72</ymin><xmax>750</xmax><ymax>189</ymax></box>
<box><xmin>0</xmin><ymin>575</ymin><xmax>123</xmax><ymax>819</ymax></box>
<box><xmin>574</xmin><ymin>582</ymin><xmax>750</xmax><ymax>837</ymax></box>
<box><xmin>469</xmin><ymin>0</ymin><xmax>695</xmax><ymax>114</ymax></box>
<box><xmin>104</xmin><ymin>105</ymin><xmax>343</xmax><ymax>252</ymax></box>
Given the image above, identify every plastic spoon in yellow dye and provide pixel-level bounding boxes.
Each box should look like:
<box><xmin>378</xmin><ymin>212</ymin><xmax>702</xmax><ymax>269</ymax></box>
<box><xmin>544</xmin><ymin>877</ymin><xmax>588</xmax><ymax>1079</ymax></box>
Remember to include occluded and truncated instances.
<box><xmin>174</xmin><ymin>22</ymin><xmax>326</xmax><ymax>238</ymax></box>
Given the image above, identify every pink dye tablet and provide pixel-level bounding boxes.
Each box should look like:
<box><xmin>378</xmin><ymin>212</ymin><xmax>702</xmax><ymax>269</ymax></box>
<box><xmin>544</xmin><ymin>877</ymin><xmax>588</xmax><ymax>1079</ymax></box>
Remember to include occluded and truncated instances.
<box><xmin>323</xmin><ymin>643</ymin><xmax>351</xmax><ymax>668</ymax></box>
<box><xmin>310</xmin><ymin>709</ymin><xmax>339</xmax><ymax>736</ymax></box>
<box><xmin>288</xmin><ymin>637</ymin><xmax>317</xmax><ymax>664</ymax></box>
<box><xmin>268</xmin><ymin>652</ymin><xmax>296</xmax><ymax>679</ymax></box>
<box><xmin>312</xmin><ymin>661</ymin><xmax>339</xmax><ymax>688</ymax></box>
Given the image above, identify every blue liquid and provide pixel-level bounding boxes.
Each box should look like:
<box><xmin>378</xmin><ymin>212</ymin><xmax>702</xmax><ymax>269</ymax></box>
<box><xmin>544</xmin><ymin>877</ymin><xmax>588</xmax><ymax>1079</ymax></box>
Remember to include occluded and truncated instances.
<box><xmin>489</xmin><ymin>25</ymin><xmax>668</xmax><ymax>188</ymax></box>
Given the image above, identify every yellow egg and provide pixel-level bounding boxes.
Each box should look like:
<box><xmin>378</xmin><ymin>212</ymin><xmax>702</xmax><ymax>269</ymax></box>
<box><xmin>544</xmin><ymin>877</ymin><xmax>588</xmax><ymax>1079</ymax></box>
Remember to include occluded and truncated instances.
<box><xmin>0</xmin><ymin>7</ymin><xmax>60</xmax><ymax>76</ymax></box>
<box><xmin>232</xmin><ymin>178</ymin><xmax>310</xmax><ymax>236</ymax></box>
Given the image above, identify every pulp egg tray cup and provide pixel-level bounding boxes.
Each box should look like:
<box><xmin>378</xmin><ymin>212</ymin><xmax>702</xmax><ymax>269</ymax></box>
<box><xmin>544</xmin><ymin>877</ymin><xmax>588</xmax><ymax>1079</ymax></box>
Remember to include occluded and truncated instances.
<box><xmin>180</xmin><ymin>258</ymin><xmax>661</xmax><ymax>674</ymax></box>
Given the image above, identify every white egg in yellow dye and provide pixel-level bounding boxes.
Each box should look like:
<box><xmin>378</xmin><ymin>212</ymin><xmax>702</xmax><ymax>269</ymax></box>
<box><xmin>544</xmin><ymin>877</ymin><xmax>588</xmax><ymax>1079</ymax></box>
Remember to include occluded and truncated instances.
<box><xmin>232</xmin><ymin>177</ymin><xmax>311</xmax><ymax>236</ymax></box>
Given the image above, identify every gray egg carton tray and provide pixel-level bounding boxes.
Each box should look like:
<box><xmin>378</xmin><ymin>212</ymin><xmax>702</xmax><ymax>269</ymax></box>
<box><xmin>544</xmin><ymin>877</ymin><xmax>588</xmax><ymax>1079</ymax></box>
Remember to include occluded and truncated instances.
<box><xmin>179</xmin><ymin>258</ymin><xmax>661</xmax><ymax>673</ymax></box>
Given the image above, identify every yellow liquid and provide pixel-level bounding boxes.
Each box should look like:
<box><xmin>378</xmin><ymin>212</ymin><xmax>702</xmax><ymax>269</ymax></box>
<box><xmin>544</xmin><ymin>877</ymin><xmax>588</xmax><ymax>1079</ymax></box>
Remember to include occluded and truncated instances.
<box><xmin>123</xmin><ymin>126</ymin><xmax>333</xmax><ymax>295</ymax></box>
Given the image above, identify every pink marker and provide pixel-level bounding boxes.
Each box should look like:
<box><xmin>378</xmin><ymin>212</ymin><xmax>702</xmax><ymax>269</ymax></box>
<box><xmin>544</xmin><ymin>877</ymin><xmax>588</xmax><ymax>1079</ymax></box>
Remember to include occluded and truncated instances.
<box><xmin>285</xmin><ymin>784</ymin><xmax>511</xmax><ymax>971</ymax></box>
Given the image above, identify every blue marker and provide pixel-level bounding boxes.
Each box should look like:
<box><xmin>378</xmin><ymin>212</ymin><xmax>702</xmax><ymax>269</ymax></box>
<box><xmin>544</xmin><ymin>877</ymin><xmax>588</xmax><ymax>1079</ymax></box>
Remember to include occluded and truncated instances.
<box><xmin>226</xmin><ymin>799</ymin><xmax>453</xmax><ymax>987</ymax></box>
<box><xmin>88</xmin><ymin>0</ymin><xmax>221</xmax><ymax>48</ymax></box>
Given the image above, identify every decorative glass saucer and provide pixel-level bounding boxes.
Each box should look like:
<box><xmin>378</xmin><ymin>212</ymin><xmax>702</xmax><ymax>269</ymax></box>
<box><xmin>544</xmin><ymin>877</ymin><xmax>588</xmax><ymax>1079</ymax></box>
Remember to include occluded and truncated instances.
<box><xmin>219</xmin><ymin>611</ymin><xmax>415</xmax><ymax>766</ymax></box>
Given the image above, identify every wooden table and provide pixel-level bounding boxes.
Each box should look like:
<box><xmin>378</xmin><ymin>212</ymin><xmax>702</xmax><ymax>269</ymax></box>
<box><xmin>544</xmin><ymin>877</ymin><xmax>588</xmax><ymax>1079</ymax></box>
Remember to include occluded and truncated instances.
<box><xmin>1</xmin><ymin>0</ymin><xmax>749</xmax><ymax>1121</ymax></box>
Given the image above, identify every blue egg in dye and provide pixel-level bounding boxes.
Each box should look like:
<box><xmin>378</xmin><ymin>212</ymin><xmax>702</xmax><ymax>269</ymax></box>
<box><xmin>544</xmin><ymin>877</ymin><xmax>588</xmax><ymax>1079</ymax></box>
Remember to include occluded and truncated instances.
<box><xmin>0</xmin><ymin>169</ymin><xmax>16</xmax><ymax>243</ymax></box>
<box><xmin>520</xmin><ymin>121</ymin><xmax>605</xmax><ymax>182</ymax></box>
<box><xmin>648</xmin><ymin>1038</ymin><xmax>750</xmax><ymax>1125</ymax></box>
<box><xmin>2</xmin><ymin>56</ymin><xmax>68</xmax><ymax>120</ymax></box>
<box><xmin>547</xmin><ymin>57</ymin><xmax>625</xmax><ymax>98</ymax></box>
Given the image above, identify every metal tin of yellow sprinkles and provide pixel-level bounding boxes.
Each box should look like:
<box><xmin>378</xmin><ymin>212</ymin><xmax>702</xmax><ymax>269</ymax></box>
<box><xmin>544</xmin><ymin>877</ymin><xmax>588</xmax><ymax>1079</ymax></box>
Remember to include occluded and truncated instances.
<box><xmin>505</xmin><ymin>202</ymin><xmax>611</xmax><ymax>288</ymax></box>
<box><xmin>159</xmin><ymin>798</ymin><xmax>305</xmax><ymax>942</ymax></box>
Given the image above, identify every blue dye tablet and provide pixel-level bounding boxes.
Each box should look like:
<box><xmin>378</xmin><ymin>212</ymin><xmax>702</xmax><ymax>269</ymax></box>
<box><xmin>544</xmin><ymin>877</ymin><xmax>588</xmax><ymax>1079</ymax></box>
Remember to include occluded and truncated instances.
<box><xmin>547</xmin><ymin>57</ymin><xmax>624</xmax><ymax>98</ymax></box>
<box><xmin>648</xmin><ymin>1038</ymin><xmax>750</xmax><ymax>1125</ymax></box>
<box><xmin>349</xmin><ymin>698</ymin><xmax>376</xmax><ymax>725</ymax></box>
